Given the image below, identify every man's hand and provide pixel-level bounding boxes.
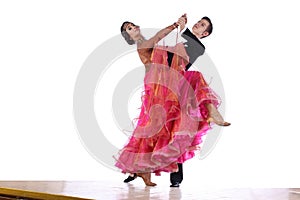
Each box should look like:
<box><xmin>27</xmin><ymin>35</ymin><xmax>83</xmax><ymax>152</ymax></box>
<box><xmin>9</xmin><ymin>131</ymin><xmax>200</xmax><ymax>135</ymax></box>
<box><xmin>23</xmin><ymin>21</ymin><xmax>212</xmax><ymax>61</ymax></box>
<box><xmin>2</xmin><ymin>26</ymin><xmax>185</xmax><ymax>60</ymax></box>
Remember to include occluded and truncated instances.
<box><xmin>177</xmin><ymin>13</ymin><xmax>187</xmax><ymax>32</ymax></box>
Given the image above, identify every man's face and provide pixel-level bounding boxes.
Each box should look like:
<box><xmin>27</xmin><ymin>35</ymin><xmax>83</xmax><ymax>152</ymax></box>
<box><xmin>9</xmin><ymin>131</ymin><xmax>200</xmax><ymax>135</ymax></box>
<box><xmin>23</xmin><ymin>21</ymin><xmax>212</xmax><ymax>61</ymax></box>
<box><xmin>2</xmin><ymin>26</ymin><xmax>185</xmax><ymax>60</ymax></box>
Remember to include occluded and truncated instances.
<box><xmin>192</xmin><ymin>19</ymin><xmax>210</xmax><ymax>38</ymax></box>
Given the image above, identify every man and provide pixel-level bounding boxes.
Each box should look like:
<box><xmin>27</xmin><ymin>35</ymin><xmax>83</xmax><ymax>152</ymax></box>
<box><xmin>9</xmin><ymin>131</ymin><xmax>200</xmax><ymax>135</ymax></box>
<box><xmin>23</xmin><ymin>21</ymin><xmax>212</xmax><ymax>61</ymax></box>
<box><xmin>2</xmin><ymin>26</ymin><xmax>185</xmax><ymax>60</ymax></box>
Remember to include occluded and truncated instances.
<box><xmin>123</xmin><ymin>15</ymin><xmax>214</xmax><ymax>187</ymax></box>
<box><xmin>168</xmin><ymin>15</ymin><xmax>213</xmax><ymax>187</ymax></box>
<box><xmin>167</xmin><ymin>14</ymin><xmax>213</xmax><ymax>71</ymax></box>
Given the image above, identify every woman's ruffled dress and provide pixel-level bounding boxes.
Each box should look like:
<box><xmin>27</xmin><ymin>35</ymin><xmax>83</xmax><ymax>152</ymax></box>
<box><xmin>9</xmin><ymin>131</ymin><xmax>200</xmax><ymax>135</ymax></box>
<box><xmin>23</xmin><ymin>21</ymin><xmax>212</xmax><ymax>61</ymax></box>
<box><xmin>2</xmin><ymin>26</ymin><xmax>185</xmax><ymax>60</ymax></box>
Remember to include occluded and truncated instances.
<box><xmin>114</xmin><ymin>43</ymin><xmax>220</xmax><ymax>175</ymax></box>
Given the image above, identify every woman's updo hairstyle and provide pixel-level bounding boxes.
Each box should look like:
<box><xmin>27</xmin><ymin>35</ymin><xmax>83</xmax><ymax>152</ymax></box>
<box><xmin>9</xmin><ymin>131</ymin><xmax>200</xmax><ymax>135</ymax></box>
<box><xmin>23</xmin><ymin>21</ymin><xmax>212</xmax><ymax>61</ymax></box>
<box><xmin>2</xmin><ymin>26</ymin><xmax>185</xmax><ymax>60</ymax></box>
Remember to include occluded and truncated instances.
<box><xmin>120</xmin><ymin>21</ymin><xmax>135</xmax><ymax>45</ymax></box>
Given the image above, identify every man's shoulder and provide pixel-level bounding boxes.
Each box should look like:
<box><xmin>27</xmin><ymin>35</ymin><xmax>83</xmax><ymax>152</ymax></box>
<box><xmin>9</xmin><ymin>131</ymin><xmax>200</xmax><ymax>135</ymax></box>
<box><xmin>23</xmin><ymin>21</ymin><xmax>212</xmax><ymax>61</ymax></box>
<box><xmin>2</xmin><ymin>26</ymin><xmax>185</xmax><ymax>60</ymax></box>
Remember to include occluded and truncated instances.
<box><xmin>182</xmin><ymin>28</ymin><xmax>205</xmax><ymax>49</ymax></box>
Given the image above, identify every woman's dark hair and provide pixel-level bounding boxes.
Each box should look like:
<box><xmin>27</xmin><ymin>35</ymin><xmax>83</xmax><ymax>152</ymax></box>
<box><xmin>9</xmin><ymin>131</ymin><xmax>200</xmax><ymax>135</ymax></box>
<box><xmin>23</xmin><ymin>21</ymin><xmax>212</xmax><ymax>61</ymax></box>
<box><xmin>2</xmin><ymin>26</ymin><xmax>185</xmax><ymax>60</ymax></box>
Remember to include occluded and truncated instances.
<box><xmin>120</xmin><ymin>21</ymin><xmax>135</xmax><ymax>45</ymax></box>
<box><xmin>201</xmin><ymin>16</ymin><xmax>213</xmax><ymax>38</ymax></box>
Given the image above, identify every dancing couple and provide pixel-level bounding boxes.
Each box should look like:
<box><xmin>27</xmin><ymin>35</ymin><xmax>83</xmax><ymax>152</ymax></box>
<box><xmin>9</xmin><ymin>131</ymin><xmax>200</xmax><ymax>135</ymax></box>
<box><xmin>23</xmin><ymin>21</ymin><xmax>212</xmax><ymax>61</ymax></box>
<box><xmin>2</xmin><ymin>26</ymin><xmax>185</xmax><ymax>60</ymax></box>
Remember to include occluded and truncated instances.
<box><xmin>114</xmin><ymin>14</ymin><xmax>230</xmax><ymax>187</ymax></box>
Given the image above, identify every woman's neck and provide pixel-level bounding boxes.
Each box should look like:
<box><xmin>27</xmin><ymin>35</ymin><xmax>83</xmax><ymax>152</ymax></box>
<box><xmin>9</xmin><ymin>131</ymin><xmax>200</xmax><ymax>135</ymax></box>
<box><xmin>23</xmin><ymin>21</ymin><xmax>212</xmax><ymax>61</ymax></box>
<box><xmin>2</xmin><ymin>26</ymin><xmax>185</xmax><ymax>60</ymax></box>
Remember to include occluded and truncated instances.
<box><xmin>135</xmin><ymin>36</ymin><xmax>145</xmax><ymax>44</ymax></box>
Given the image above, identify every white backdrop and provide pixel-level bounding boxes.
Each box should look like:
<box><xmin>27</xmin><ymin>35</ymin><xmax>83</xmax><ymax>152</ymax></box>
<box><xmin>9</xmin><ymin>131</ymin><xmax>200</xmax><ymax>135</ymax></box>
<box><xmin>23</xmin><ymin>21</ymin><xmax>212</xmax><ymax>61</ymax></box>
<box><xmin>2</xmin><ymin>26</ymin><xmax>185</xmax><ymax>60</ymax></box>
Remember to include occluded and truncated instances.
<box><xmin>1</xmin><ymin>0</ymin><xmax>300</xmax><ymax>188</ymax></box>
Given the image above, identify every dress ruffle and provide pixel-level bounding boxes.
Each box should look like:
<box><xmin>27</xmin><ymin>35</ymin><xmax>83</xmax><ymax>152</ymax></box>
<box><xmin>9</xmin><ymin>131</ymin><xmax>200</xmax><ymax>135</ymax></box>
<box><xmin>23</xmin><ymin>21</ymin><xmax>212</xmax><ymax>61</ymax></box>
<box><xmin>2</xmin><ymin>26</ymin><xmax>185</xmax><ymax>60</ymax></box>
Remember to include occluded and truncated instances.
<box><xmin>114</xmin><ymin>43</ymin><xmax>220</xmax><ymax>175</ymax></box>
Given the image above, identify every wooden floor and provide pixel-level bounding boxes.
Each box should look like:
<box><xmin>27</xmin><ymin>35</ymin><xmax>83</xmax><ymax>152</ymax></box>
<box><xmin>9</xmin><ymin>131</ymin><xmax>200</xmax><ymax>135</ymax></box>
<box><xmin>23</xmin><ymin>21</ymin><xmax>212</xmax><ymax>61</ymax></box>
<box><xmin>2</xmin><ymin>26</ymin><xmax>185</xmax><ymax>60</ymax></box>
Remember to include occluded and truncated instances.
<box><xmin>0</xmin><ymin>181</ymin><xmax>299</xmax><ymax>200</ymax></box>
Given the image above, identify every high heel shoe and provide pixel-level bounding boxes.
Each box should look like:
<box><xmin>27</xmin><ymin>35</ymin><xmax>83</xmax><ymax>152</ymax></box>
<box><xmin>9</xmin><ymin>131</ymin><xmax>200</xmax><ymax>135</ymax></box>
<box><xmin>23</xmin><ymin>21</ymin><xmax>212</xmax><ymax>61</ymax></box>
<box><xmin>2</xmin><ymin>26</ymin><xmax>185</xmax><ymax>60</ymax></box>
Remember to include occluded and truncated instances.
<box><xmin>136</xmin><ymin>173</ymin><xmax>157</xmax><ymax>186</ymax></box>
<box><xmin>207</xmin><ymin>117</ymin><xmax>231</xmax><ymax>126</ymax></box>
<box><xmin>206</xmin><ymin>103</ymin><xmax>231</xmax><ymax>126</ymax></box>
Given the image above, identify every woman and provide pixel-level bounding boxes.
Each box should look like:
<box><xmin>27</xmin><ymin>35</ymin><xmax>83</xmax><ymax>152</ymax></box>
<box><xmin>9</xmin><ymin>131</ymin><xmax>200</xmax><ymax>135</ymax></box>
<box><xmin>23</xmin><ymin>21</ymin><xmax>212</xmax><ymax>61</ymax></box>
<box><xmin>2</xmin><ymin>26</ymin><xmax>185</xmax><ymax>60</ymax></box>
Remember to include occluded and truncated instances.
<box><xmin>115</xmin><ymin>17</ymin><xmax>229</xmax><ymax>186</ymax></box>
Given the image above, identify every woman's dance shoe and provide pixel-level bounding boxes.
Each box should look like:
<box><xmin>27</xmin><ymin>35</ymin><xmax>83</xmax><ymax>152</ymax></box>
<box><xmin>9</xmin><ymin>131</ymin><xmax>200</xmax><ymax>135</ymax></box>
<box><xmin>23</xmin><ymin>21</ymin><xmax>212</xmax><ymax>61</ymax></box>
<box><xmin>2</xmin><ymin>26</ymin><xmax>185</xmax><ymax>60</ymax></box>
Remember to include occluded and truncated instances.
<box><xmin>206</xmin><ymin>104</ymin><xmax>231</xmax><ymax>126</ymax></box>
<box><xmin>124</xmin><ymin>173</ymin><xmax>137</xmax><ymax>183</ymax></box>
<box><xmin>207</xmin><ymin>117</ymin><xmax>231</xmax><ymax>126</ymax></box>
<box><xmin>136</xmin><ymin>173</ymin><xmax>157</xmax><ymax>186</ymax></box>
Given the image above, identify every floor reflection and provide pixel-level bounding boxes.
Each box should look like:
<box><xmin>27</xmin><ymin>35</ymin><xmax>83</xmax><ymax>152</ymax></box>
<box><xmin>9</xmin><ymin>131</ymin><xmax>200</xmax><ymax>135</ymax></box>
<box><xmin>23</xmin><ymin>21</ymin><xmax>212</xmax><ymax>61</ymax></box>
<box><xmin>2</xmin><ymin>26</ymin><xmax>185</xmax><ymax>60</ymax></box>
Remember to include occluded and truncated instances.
<box><xmin>0</xmin><ymin>181</ymin><xmax>299</xmax><ymax>200</ymax></box>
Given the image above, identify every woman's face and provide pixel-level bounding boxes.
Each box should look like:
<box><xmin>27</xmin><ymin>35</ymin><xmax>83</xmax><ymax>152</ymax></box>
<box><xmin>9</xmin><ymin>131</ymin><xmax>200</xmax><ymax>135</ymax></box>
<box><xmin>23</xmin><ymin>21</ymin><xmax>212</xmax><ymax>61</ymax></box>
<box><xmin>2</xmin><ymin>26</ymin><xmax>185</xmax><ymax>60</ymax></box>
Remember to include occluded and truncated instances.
<box><xmin>124</xmin><ymin>22</ymin><xmax>140</xmax><ymax>40</ymax></box>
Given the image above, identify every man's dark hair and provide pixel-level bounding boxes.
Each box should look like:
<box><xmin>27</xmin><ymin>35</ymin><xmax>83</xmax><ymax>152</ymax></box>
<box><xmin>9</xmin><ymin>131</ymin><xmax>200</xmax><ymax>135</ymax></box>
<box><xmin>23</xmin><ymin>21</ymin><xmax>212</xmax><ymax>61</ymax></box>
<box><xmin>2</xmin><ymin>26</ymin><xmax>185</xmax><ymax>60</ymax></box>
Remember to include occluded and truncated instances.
<box><xmin>201</xmin><ymin>16</ymin><xmax>213</xmax><ymax>38</ymax></box>
<box><xmin>120</xmin><ymin>21</ymin><xmax>135</xmax><ymax>45</ymax></box>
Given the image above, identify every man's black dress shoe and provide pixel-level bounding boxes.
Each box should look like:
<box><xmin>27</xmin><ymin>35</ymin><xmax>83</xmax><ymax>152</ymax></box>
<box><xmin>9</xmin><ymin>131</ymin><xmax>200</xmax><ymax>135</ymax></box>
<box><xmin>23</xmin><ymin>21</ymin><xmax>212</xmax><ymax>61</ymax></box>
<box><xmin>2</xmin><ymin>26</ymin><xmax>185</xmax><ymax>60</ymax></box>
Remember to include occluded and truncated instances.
<box><xmin>170</xmin><ymin>182</ymin><xmax>180</xmax><ymax>187</ymax></box>
<box><xmin>123</xmin><ymin>173</ymin><xmax>137</xmax><ymax>183</ymax></box>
